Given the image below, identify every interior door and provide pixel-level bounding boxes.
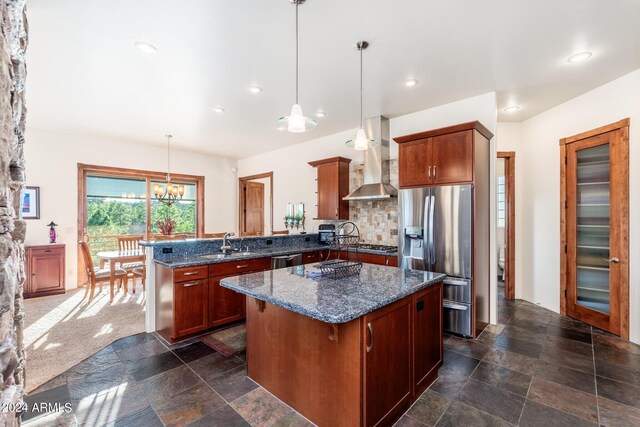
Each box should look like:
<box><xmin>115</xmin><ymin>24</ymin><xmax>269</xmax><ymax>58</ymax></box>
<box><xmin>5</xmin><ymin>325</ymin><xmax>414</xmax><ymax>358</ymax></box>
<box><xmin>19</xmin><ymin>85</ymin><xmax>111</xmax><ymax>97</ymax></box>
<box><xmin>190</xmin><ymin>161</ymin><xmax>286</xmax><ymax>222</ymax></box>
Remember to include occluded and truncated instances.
<box><xmin>566</xmin><ymin>129</ymin><xmax>628</xmax><ymax>335</ymax></box>
<box><xmin>243</xmin><ymin>181</ymin><xmax>264</xmax><ymax>236</ymax></box>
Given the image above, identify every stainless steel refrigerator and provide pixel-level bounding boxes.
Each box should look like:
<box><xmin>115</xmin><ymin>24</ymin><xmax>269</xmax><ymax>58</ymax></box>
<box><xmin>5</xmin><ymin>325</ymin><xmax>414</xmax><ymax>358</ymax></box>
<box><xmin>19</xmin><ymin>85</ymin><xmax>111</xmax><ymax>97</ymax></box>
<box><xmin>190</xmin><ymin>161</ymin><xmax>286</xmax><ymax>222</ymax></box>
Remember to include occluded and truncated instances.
<box><xmin>398</xmin><ymin>185</ymin><xmax>483</xmax><ymax>337</ymax></box>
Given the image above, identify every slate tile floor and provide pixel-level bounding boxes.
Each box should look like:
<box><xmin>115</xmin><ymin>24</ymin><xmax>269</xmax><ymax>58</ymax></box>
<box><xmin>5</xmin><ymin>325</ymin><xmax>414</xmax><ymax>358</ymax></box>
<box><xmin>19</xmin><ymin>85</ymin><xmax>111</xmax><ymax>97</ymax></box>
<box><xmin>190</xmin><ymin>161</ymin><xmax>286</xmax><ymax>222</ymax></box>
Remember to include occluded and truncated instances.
<box><xmin>24</xmin><ymin>290</ymin><xmax>640</xmax><ymax>426</ymax></box>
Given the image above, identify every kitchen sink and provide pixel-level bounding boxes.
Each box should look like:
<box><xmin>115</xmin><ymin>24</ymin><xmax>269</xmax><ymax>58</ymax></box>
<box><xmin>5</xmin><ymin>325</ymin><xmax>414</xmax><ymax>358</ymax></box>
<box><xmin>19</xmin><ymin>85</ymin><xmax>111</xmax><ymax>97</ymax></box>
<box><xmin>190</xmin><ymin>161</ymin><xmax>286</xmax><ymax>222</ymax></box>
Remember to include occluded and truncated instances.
<box><xmin>202</xmin><ymin>254</ymin><xmax>229</xmax><ymax>260</ymax></box>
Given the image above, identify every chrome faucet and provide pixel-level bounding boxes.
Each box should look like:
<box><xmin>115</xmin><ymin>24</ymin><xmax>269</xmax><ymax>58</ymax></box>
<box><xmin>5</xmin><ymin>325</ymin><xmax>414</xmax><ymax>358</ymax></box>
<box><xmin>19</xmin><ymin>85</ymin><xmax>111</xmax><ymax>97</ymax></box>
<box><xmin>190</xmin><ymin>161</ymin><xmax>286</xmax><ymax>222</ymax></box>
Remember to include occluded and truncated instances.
<box><xmin>221</xmin><ymin>232</ymin><xmax>235</xmax><ymax>254</ymax></box>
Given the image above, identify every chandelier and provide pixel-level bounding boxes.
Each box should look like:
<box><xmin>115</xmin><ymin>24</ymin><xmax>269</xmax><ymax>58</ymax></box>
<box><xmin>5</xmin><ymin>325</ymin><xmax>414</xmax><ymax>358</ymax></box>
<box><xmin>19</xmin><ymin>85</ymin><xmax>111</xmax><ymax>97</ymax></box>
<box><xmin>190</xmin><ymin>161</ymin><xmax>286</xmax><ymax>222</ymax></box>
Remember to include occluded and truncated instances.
<box><xmin>153</xmin><ymin>134</ymin><xmax>184</xmax><ymax>206</ymax></box>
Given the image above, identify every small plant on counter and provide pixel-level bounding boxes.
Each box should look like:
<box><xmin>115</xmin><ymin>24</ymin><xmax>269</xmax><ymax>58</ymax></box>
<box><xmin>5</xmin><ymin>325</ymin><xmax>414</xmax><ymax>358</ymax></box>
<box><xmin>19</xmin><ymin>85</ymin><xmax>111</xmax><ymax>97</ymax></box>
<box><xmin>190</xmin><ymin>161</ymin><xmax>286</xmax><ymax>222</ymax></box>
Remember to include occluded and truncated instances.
<box><xmin>284</xmin><ymin>215</ymin><xmax>293</xmax><ymax>229</ymax></box>
<box><xmin>156</xmin><ymin>216</ymin><xmax>176</xmax><ymax>235</ymax></box>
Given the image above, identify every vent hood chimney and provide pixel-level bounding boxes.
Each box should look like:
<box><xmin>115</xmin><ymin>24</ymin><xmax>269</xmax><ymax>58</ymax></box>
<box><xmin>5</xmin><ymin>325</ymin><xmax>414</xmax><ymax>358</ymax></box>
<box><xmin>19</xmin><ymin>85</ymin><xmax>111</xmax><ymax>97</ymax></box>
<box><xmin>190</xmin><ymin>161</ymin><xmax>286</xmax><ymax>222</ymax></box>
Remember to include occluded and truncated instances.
<box><xmin>343</xmin><ymin>116</ymin><xmax>398</xmax><ymax>200</ymax></box>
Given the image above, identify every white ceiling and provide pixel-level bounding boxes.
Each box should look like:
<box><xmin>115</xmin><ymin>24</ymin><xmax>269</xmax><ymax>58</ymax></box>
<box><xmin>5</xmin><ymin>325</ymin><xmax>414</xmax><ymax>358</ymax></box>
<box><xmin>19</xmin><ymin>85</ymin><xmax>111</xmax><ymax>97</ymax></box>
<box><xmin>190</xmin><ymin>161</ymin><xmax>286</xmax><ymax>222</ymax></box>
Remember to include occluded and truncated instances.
<box><xmin>26</xmin><ymin>0</ymin><xmax>640</xmax><ymax>159</ymax></box>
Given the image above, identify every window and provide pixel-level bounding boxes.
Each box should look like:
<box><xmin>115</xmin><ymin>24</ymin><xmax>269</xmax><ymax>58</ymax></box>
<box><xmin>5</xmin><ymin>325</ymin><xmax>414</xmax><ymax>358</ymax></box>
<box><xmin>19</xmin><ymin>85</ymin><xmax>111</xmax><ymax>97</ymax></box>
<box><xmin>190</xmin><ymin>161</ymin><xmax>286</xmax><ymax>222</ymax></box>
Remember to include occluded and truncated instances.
<box><xmin>497</xmin><ymin>176</ymin><xmax>506</xmax><ymax>228</ymax></box>
<box><xmin>78</xmin><ymin>164</ymin><xmax>204</xmax><ymax>276</ymax></box>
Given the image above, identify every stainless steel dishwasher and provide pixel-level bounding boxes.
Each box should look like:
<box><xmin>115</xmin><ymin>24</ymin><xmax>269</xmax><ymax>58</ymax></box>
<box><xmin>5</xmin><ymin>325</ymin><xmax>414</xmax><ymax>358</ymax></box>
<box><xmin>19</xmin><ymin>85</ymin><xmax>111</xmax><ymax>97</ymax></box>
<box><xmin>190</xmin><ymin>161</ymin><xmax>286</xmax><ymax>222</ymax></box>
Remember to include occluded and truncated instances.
<box><xmin>271</xmin><ymin>253</ymin><xmax>303</xmax><ymax>269</ymax></box>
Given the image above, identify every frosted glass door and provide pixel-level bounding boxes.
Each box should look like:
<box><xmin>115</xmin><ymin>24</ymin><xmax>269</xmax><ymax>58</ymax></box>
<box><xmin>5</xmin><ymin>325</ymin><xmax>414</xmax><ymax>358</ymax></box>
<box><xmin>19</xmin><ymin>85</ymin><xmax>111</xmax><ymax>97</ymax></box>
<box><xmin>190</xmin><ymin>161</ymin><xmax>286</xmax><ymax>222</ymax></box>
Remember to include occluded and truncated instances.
<box><xmin>575</xmin><ymin>144</ymin><xmax>610</xmax><ymax>314</ymax></box>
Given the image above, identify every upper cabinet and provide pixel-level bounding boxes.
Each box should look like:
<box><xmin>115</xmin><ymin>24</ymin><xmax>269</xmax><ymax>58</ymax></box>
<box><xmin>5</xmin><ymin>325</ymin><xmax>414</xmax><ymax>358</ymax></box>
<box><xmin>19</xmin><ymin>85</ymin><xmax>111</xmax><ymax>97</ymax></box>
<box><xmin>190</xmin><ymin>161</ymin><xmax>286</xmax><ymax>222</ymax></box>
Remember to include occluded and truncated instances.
<box><xmin>309</xmin><ymin>157</ymin><xmax>351</xmax><ymax>220</ymax></box>
<box><xmin>395</xmin><ymin>121</ymin><xmax>493</xmax><ymax>188</ymax></box>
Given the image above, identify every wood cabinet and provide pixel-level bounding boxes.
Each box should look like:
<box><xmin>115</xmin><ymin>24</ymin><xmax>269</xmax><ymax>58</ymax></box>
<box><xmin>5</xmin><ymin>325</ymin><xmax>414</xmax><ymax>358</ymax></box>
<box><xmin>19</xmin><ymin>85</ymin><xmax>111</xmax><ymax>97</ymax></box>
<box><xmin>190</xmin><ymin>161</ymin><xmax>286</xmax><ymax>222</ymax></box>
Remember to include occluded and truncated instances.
<box><xmin>245</xmin><ymin>281</ymin><xmax>443</xmax><ymax>427</ymax></box>
<box><xmin>363</xmin><ymin>298</ymin><xmax>413</xmax><ymax>427</ymax></box>
<box><xmin>413</xmin><ymin>284</ymin><xmax>443</xmax><ymax>395</ymax></box>
<box><xmin>209</xmin><ymin>277</ymin><xmax>245</xmax><ymax>328</ymax></box>
<box><xmin>395</xmin><ymin>121</ymin><xmax>492</xmax><ymax>188</ymax></box>
<box><xmin>25</xmin><ymin>244</ymin><xmax>65</xmax><ymax>299</ymax></box>
<box><xmin>340</xmin><ymin>251</ymin><xmax>398</xmax><ymax>267</ymax></box>
<box><xmin>308</xmin><ymin>157</ymin><xmax>351</xmax><ymax>220</ymax></box>
<box><xmin>174</xmin><ymin>279</ymin><xmax>209</xmax><ymax>338</ymax></box>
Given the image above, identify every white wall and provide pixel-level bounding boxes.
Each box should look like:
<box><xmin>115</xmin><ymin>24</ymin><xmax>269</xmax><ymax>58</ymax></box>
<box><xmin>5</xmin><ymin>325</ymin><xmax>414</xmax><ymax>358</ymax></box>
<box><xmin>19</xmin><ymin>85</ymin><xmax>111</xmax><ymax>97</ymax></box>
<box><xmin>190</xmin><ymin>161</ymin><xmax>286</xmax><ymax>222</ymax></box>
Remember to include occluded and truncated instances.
<box><xmin>498</xmin><ymin>68</ymin><xmax>640</xmax><ymax>344</ymax></box>
<box><xmin>239</xmin><ymin>92</ymin><xmax>499</xmax><ymax>323</ymax></box>
<box><xmin>24</xmin><ymin>128</ymin><xmax>238</xmax><ymax>289</ymax></box>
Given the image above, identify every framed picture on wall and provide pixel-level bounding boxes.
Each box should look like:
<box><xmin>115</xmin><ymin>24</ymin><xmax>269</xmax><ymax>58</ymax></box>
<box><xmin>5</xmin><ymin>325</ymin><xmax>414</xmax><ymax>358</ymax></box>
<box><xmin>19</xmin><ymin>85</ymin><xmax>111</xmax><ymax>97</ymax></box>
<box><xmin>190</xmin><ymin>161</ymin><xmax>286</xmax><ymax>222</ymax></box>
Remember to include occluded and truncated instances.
<box><xmin>22</xmin><ymin>186</ymin><xmax>40</xmax><ymax>219</ymax></box>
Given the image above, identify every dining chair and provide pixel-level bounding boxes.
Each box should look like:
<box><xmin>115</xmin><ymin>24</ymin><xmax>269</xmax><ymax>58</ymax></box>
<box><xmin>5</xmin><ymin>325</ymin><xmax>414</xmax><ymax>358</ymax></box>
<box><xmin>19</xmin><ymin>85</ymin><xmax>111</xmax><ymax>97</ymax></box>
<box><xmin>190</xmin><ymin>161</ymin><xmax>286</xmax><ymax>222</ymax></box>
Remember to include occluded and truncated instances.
<box><xmin>272</xmin><ymin>230</ymin><xmax>290</xmax><ymax>235</ymax></box>
<box><xmin>117</xmin><ymin>235</ymin><xmax>145</xmax><ymax>292</ymax></box>
<box><xmin>79</xmin><ymin>241</ymin><xmax>128</xmax><ymax>303</ymax></box>
<box><xmin>131</xmin><ymin>264</ymin><xmax>146</xmax><ymax>293</ymax></box>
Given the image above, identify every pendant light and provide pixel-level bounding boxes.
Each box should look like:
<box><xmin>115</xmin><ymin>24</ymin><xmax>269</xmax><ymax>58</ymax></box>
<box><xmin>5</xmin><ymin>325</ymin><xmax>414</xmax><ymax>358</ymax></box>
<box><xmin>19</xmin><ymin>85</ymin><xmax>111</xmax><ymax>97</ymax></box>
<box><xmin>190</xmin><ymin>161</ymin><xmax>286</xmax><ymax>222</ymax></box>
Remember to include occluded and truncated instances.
<box><xmin>153</xmin><ymin>135</ymin><xmax>185</xmax><ymax>206</ymax></box>
<box><xmin>276</xmin><ymin>0</ymin><xmax>316</xmax><ymax>133</ymax></box>
<box><xmin>346</xmin><ymin>41</ymin><xmax>377</xmax><ymax>150</ymax></box>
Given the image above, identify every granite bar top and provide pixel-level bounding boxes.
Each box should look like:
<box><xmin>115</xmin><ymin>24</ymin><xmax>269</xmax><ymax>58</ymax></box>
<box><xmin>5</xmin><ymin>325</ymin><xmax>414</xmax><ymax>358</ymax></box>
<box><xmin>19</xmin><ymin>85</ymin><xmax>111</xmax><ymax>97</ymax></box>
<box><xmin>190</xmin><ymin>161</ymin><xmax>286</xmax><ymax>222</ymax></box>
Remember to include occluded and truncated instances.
<box><xmin>220</xmin><ymin>265</ymin><xmax>445</xmax><ymax>323</ymax></box>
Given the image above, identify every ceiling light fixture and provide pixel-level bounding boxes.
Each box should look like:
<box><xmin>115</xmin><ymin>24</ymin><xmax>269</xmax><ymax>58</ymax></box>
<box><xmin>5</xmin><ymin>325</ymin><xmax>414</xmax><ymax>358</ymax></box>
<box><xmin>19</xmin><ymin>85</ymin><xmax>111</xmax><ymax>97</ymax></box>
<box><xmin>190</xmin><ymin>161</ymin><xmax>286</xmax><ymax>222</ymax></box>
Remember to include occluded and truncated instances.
<box><xmin>212</xmin><ymin>106</ymin><xmax>225</xmax><ymax>113</ymax></box>
<box><xmin>405</xmin><ymin>79</ymin><xmax>419</xmax><ymax>87</ymax></box>
<box><xmin>276</xmin><ymin>0</ymin><xmax>316</xmax><ymax>133</ymax></box>
<box><xmin>567</xmin><ymin>51</ymin><xmax>592</xmax><ymax>64</ymax></box>
<box><xmin>315</xmin><ymin>111</ymin><xmax>327</xmax><ymax>118</ymax></box>
<box><xmin>134</xmin><ymin>41</ymin><xmax>157</xmax><ymax>54</ymax></box>
<box><xmin>153</xmin><ymin>135</ymin><xmax>184</xmax><ymax>206</ymax></box>
<box><xmin>503</xmin><ymin>105</ymin><xmax>521</xmax><ymax>113</ymax></box>
<box><xmin>249</xmin><ymin>85</ymin><xmax>263</xmax><ymax>94</ymax></box>
<box><xmin>346</xmin><ymin>41</ymin><xmax>377</xmax><ymax>151</ymax></box>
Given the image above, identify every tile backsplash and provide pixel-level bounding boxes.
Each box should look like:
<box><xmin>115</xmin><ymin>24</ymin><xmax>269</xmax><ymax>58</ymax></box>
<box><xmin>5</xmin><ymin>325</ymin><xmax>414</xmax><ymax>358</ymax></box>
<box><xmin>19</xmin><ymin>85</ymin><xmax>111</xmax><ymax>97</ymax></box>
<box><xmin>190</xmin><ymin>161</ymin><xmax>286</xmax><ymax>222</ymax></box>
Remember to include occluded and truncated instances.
<box><xmin>348</xmin><ymin>159</ymin><xmax>399</xmax><ymax>245</ymax></box>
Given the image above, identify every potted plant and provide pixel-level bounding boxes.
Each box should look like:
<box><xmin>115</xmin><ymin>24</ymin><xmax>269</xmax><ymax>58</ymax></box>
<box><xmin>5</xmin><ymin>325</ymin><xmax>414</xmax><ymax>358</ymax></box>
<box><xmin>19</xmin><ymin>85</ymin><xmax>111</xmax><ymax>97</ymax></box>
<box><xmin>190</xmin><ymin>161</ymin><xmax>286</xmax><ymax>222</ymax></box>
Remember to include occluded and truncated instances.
<box><xmin>157</xmin><ymin>216</ymin><xmax>176</xmax><ymax>235</ymax></box>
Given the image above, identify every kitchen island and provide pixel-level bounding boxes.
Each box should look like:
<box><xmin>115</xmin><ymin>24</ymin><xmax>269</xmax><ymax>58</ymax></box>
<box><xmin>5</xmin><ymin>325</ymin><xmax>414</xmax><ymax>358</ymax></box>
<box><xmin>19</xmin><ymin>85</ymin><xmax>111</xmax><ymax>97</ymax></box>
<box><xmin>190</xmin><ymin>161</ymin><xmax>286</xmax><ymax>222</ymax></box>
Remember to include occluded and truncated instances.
<box><xmin>221</xmin><ymin>264</ymin><xmax>445</xmax><ymax>427</ymax></box>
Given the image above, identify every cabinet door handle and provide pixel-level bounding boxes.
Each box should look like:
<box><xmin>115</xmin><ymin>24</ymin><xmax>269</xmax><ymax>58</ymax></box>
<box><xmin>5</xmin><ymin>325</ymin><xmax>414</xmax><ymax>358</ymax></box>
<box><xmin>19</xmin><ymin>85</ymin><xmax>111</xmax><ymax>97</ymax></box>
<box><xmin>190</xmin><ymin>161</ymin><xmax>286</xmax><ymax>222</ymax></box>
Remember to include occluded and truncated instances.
<box><xmin>183</xmin><ymin>271</ymin><xmax>200</xmax><ymax>276</ymax></box>
<box><xmin>183</xmin><ymin>282</ymin><xmax>199</xmax><ymax>287</ymax></box>
<box><xmin>428</xmin><ymin>166</ymin><xmax>432</xmax><ymax>179</ymax></box>
<box><xmin>434</xmin><ymin>165</ymin><xmax>437</xmax><ymax>179</ymax></box>
<box><xmin>385</xmin><ymin>259</ymin><xmax>389</xmax><ymax>265</ymax></box>
<box><xmin>236</xmin><ymin>265</ymin><xmax>249</xmax><ymax>269</ymax></box>
<box><xmin>366</xmin><ymin>322</ymin><xmax>374</xmax><ymax>353</ymax></box>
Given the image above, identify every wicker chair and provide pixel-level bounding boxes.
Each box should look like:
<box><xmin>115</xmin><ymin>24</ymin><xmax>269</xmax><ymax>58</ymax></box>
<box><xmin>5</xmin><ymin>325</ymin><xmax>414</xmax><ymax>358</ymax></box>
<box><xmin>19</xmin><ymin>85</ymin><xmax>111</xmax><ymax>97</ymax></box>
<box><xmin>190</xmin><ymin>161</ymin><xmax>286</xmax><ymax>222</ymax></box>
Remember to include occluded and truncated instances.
<box><xmin>79</xmin><ymin>241</ymin><xmax>128</xmax><ymax>303</ymax></box>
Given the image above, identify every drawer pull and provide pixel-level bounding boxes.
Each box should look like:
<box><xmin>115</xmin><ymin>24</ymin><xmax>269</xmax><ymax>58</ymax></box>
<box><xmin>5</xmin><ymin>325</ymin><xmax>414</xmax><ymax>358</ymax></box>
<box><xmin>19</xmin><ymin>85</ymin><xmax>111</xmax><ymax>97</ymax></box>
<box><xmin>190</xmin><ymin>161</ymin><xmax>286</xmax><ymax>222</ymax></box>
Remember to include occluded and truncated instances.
<box><xmin>236</xmin><ymin>265</ymin><xmax>249</xmax><ymax>269</ymax></box>
<box><xmin>443</xmin><ymin>301</ymin><xmax>468</xmax><ymax>311</ymax></box>
<box><xmin>183</xmin><ymin>282</ymin><xmax>199</xmax><ymax>287</ymax></box>
<box><xmin>44</xmin><ymin>249</ymin><xmax>52</xmax><ymax>253</ymax></box>
<box><xmin>183</xmin><ymin>271</ymin><xmax>200</xmax><ymax>276</ymax></box>
<box><xmin>443</xmin><ymin>279</ymin><xmax>467</xmax><ymax>286</ymax></box>
<box><xmin>366</xmin><ymin>323</ymin><xmax>374</xmax><ymax>353</ymax></box>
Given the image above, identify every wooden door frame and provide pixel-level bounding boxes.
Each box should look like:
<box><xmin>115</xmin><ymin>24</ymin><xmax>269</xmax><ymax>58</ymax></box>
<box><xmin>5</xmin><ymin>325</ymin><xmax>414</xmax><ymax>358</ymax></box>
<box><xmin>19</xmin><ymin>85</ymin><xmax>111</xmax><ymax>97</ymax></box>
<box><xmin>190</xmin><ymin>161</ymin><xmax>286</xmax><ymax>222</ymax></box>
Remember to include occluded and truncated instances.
<box><xmin>239</xmin><ymin>172</ymin><xmax>273</xmax><ymax>237</ymax></box>
<box><xmin>77</xmin><ymin>163</ymin><xmax>205</xmax><ymax>287</ymax></box>
<box><xmin>559</xmin><ymin>118</ymin><xmax>629</xmax><ymax>339</ymax></box>
<box><xmin>497</xmin><ymin>152</ymin><xmax>516</xmax><ymax>300</ymax></box>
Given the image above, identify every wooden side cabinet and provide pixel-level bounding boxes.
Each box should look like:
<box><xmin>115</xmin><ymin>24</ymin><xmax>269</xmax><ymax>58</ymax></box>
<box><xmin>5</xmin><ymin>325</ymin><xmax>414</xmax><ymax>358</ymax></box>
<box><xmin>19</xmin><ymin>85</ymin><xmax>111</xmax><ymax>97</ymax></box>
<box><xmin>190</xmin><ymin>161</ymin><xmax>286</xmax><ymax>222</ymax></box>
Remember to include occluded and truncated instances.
<box><xmin>25</xmin><ymin>244</ymin><xmax>65</xmax><ymax>299</ymax></box>
<box><xmin>308</xmin><ymin>157</ymin><xmax>351</xmax><ymax>220</ymax></box>
<box><xmin>395</xmin><ymin>121</ymin><xmax>492</xmax><ymax>188</ymax></box>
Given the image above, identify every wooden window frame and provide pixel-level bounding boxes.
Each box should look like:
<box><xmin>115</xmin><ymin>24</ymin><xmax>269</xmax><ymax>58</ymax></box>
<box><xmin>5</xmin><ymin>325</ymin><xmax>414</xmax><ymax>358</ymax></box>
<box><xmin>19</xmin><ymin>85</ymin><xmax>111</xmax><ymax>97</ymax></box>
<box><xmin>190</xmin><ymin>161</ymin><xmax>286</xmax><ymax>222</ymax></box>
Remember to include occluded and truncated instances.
<box><xmin>238</xmin><ymin>172</ymin><xmax>273</xmax><ymax>237</ymax></box>
<box><xmin>559</xmin><ymin>118</ymin><xmax>630</xmax><ymax>339</ymax></box>
<box><xmin>77</xmin><ymin>163</ymin><xmax>205</xmax><ymax>286</ymax></box>
<box><xmin>497</xmin><ymin>152</ymin><xmax>516</xmax><ymax>300</ymax></box>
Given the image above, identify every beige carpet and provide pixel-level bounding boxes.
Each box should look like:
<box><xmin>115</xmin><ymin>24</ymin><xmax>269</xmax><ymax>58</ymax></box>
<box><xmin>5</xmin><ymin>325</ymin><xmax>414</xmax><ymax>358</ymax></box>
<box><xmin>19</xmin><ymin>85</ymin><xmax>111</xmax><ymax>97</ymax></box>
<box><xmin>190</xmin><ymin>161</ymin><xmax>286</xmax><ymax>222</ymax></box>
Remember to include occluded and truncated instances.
<box><xmin>24</xmin><ymin>282</ymin><xmax>146</xmax><ymax>394</ymax></box>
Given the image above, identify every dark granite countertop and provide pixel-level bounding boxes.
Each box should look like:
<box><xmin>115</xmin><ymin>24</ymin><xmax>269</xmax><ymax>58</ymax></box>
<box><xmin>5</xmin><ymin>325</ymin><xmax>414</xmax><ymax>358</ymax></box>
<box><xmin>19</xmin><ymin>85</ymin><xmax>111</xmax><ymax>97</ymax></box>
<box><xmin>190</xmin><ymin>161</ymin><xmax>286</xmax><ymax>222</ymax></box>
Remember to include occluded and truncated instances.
<box><xmin>153</xmin><ymin>245</ymin><xmax>398</xmax><ymax>269</ymax></box>
<box><xmin>220</xmin><ymin>265</ymin><xmax>445</xmax><ymax>323</ymax></box>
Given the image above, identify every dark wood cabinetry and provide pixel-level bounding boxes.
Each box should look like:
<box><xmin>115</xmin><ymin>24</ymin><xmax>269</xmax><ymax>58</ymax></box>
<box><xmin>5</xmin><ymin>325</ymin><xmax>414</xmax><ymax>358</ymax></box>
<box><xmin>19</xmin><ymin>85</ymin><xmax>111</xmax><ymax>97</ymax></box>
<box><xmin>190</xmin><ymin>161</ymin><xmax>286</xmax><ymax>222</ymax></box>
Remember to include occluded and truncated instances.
<box><xmin>174</xmin><ymin>279</ymin><xmax>208</xmax><ymax>337</ymax></box>
<box><xmin>395</xmin><ymin>121</ymin><xmax>491</xmax><ymax>188</ymax></box>
<box><xmin>363</xmin><ymin>298</ymin><xmax>413</xmax><ymax>427</ymax></box>
<box><xmin>25</xmin><ymin>244</ymin><xmax>65</xmax><ymax>299</ymax></box>
<box><xmin>340</xmin><ymin>250</ymin><xmax>398</xmax><ymax>267</ymax></box>
<box><xmin>308</xmin><ymin>157</ymin><xmax>351</xmax><ymax>220</ymax></box>
<box><xmin>413</xmin><ymin>284</ymin><xmax>443</xmax><ymax>395</ymax></box>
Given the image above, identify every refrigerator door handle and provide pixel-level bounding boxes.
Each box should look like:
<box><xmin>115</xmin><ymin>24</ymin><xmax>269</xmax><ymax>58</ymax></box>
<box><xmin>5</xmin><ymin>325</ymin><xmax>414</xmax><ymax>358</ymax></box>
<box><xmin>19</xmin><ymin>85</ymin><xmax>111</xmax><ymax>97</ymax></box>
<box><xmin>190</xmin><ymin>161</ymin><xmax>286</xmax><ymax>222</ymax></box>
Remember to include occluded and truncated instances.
<box><xmin>423</xmin><ymin>195</ymin><xmax>431</xmax><ymax>265</ymax></box>
<box><xmin>429</xmin><ymin>195</ymin><xmax>435</xmax><ymax>269</ymax></box>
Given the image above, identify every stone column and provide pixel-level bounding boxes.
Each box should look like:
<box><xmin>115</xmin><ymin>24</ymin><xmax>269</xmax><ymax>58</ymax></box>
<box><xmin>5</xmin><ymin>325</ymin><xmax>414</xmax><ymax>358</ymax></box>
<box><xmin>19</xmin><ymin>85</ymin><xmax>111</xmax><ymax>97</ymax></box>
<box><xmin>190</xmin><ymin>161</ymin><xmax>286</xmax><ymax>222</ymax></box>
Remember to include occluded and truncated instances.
<box><xmin>0</xmin><ymin>0</ymin><xmax>28</xmax><ymax>425</ymax></box>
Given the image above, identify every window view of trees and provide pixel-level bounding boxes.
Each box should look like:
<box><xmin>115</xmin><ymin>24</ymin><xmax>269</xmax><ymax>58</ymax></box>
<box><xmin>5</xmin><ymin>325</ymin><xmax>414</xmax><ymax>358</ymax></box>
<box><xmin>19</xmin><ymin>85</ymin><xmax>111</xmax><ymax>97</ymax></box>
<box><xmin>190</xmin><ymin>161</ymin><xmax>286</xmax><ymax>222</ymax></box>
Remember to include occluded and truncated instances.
<box><xmin>85</xmin><ymin>176</ymin><xmax>197</xmax><ymax>264</ymax></box>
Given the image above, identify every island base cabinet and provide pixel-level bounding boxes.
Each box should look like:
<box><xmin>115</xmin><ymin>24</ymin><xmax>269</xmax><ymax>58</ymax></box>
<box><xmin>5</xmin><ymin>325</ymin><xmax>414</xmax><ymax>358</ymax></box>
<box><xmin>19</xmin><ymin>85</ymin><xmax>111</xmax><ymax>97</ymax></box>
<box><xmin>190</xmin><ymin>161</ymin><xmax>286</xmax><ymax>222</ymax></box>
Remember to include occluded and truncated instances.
<box><xmin>244</xmin><ymin>281</ymin><xmax>443</xmax><ymax>427</ymax></box>
<box><xmin>363</xmin><ymin>299</ymin><xmax>413</xmax><ymax>427</ymax></box>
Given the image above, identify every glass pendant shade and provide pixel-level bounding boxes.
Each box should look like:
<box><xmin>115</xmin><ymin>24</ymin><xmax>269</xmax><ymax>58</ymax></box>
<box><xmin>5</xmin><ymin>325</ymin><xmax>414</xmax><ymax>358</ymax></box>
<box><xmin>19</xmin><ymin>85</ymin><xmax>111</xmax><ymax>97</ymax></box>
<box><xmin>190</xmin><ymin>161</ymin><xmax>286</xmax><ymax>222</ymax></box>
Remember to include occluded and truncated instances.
<box><xmin>276</xmin><ymin>104</ymin><xmax>317</xmax><ymax>133</ymax></box>
<box><xmin>346</xmin><ymin>127</ymin><xmax>376</xmax><ymax>150</ymax></box>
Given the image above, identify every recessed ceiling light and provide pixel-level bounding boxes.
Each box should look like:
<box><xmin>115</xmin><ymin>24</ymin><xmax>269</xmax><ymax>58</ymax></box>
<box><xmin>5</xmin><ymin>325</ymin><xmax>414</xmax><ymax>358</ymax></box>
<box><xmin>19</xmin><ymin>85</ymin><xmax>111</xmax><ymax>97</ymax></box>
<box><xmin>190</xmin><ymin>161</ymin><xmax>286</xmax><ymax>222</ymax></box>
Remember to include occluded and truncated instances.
<box><xmin>567</xmin><ymin>51</ymin><xmax>592</xmax><ymax>64</ymax></box>
<box><xmin>249</xmin><ymin>85</ymin><xmax>263</xmax><ymax>94</ymax></box>
<box><xmin>315</xmin><ymin>111</ymin><xmax>327</xmax><ymax>118</ymax></box>
<box><xmin>212</xmin><ymin>106</ymin><xmax>225</xmax><ymax>113</ymax></box>
<box><xmin>405</xmin><ymin>79</ymin><xmax>419</xmax><ymax>87</ymax></box>
<box><xmin>503</xmin><ymin>105</ymin><xmax>521</xmax><ymax>113</ymax></box>
<box><xmin>134</xmin><ymin>41</ymin><xmax>157</xmax><ymax>54</ymax></box>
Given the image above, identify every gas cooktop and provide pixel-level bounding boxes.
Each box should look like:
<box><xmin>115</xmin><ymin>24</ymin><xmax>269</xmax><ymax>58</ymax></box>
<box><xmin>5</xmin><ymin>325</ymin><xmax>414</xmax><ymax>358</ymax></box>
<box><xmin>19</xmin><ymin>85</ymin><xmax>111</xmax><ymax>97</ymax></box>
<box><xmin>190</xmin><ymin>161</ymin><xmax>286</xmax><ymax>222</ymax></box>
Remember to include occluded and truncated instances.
<box><xmin>352</xmin><ymin>243</ymin><xmax>398</xmax><ymax>253</ymax></box>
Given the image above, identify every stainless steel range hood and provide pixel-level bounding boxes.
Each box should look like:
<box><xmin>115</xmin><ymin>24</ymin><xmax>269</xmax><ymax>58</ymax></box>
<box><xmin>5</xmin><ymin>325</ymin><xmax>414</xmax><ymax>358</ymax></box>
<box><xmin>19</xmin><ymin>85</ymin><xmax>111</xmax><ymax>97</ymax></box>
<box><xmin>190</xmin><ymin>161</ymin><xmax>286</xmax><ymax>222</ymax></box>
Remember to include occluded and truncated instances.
<box><xmin>343</xmin><ymin>116</ymin><xmax>398</xmax><ymax>200</ymax></box>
